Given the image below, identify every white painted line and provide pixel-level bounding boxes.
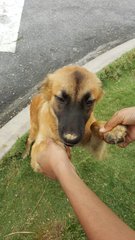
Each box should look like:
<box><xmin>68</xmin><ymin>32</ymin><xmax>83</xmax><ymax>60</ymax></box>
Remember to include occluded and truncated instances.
<box><xmin>0</xmin><ymin>107</ymin><xmax>30</xmax><ymax>159</ymax></box>
<box><xmin>0</xmin><ymin>0</ymin><xmax>25</xmax><ymax>53</ymax></box>
<box><xmin>0</xmin><ymin>38</ymin><xmax>135</xmax><ymax>159</ymax></box>
<box><xmin>84</xmin><ymin>38</ymin><xmax>135</xmax><ymax>72</ymax></box>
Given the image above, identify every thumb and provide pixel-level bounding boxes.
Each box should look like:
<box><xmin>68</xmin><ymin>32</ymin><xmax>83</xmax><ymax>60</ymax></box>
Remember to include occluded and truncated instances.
<box><xmin>100</xmin><ymin>112</ymin><xmax>122</xmax><ymax>133</ymax></box>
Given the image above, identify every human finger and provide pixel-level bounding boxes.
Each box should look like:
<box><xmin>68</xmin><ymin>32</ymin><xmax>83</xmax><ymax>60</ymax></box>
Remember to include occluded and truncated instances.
<box><xmin>100</xmin><ymin>111</ymin><xmax>124</xmax><ymax>133</ymax></box>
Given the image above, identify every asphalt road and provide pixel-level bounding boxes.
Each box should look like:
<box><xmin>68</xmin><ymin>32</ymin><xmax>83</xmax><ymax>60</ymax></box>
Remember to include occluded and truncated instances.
<box><xmin>0</xmin><ymin>0</ymin><xmax>135</xmax><ymax>127</ymax></box>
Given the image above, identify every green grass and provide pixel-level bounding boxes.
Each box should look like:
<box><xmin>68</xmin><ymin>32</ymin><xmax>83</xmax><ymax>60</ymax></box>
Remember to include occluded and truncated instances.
<box><xmin>1</xmin><ymin>50</ymin><xmax>135</xmax><ymax>240</ymax></box>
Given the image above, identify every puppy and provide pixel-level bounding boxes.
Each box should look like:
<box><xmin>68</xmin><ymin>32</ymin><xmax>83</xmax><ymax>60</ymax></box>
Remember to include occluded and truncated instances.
<box><xmin>24</xmin><ymin>65</ymin><xmax>127</xmax><ymax>172</ymax></box>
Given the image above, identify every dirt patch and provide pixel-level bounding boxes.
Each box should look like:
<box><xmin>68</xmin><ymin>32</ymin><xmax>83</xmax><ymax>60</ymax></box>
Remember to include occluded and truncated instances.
<box><xmin>37</xmin><ymin>221</ymin><xmax>65</xmax><ymax>240</ymax></box>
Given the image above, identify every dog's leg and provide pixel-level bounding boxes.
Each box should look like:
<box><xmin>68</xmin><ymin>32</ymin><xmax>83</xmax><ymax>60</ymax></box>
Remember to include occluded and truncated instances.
<box><xmin>23</xmin><ymin>94</ymin><xmax>45</xmax><ymax>159</ymax></box>
<box><xmin>87</xmin><ymin>121</ymin><xmax>127</xmax><ymax>159</ymax></box>
<box><xmin>31</xmin><ymin>140</ymin><xmax>47</xmax><ymax>172</ymax></box>
<box><xmin>31</xmin><ymin>138</ymin><xmax>65</xmax><ymax>172</ymax></box>
<box><xmin>88</xmin><ymin>121</ymin><xmax>106</xmax><ymax>159</ymax></box>
<box><xmin>23</xmin><ymin>125</ymin><xmax>38</xmax><ymax>159</ymax></box>
<box><xmin>91</xmin><ymin>121</ymin><xmax>127</xmax><ymax>144</ymax></box>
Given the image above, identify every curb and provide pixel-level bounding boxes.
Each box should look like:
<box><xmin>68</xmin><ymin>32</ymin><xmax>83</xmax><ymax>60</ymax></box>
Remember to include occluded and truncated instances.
<box><xmin>0</xmin><ymin>38</ymin><xmax>135</xmax><ymax>160</ymax></box>
<box><xmin>84</xmin><ymin>38</ymin><xmax>135</xmax><ymax>72</ymax></box>
<box><xmin>0</xmin><ymin>107</ymin><xmax>29</xmax><ymax>159</ymax></box>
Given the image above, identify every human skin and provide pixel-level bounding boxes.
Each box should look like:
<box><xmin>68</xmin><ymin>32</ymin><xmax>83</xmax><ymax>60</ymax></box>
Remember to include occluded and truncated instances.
<box><xmin>37</xmin><ymin>138</ymin><xmax>135</xmax><ymax>240</ymax></box>
<box><xmin>100</xmin><ymin>107</ymin><xmax>135</xmax><ymax>147</ymax></box>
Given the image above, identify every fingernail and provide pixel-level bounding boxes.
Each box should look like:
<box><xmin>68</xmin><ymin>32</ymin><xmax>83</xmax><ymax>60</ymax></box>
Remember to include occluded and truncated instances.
<box><xmin>46</xmin><ymin>138</ymin><xmax>52</xmax><ymax>144</ymax></box>
<box><xmin>99</xmin><ymin>127</ymin><xmax>106</xmax><ymax>133</ymax></box>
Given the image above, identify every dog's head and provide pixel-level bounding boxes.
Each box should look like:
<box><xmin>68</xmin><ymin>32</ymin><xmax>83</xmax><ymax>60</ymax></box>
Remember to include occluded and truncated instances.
<box><xmin>40</xmin><ymin>66</ymin><xmax>103</xmax><ymax>146</ymax></box>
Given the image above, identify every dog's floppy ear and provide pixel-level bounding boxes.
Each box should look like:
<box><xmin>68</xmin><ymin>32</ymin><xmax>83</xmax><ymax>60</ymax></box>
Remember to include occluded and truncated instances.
<box><xmin>97</xmin><ymin>86</ymin><xmax>104</xmax><ymax>101</ymax></box>
<box><xmin>39</xmin><ymin>74</ymin><xmax>52</xmax><ymax>101</ymax></box>
<box><xmin>96</xmin><ymin>77</ymin><xmax>104</xmax><ymax>101</ymax></box>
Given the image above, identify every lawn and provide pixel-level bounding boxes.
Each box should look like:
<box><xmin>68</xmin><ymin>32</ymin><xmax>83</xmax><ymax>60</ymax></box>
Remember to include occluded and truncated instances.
<box><xmin>0</xmin><ymin>50</ymin><xmax>135</xmax><ymax>240</ymax></box>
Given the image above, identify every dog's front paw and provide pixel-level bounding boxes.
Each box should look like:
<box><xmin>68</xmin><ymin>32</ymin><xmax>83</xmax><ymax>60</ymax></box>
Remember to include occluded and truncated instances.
<box><xmin>31</xmin><ymin>160</ymin><xmax>42</xmax><ymax>173</ymax></box>
<box><xmin>103</xmin><ymin>125</ymin><xmax>127</xmax><ymax>144</ymax></box>
<box><xmin>22</xmin><ymin>150</ymin><xmax>29</xmax><ymax>159</ymax></box>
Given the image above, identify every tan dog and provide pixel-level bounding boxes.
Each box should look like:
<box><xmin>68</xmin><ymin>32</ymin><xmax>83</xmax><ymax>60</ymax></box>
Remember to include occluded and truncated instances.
<box><xmin>24</xmin><ymin>65</ymin><xmax>127</xmax><ymax>172</ymax></box>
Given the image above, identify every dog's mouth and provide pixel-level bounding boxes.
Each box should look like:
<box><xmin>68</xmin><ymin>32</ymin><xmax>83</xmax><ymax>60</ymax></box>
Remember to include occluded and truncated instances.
<box><xmin>64</xmin><ymin>142</ymin><xmax>75</xmax><ymax>147</ymax></box>
<box><xmin>63</xmin><ymin>136</ymin><xmax>82</xmax><ymax>147</ymax></box>
<box><xmin>60</xmin><ymin>132</ymin><xmax>83</xmax><ymax>147</ymax></box>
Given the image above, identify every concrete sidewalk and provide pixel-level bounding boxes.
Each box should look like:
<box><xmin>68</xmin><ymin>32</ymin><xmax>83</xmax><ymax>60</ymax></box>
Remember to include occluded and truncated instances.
<box><xmin>0</xmin><ymin>38</ymin><xmax>135</xmax><ymax>160</ymax></box>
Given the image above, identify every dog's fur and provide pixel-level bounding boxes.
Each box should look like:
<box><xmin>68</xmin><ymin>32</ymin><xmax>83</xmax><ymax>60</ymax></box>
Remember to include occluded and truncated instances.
<box><xmin>24</xmin><ymin>65</ymin><xmax>127</xmax><ymax>172</ymax></box>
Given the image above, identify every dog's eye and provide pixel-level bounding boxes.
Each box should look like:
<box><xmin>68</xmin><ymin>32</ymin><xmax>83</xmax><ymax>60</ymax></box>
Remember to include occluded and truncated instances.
<box><xmin>55</xmin><ymin>95</ymin><xmax>65</xmax><ymax>103</ymax></box>
<box><xmin>85</xmin><ymin>98</ymin><xmax>94</xmax><ymax>105</ymax></box>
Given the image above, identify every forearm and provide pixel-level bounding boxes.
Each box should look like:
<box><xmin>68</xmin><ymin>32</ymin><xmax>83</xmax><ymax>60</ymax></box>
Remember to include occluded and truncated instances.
<box><xmin>55</xmin><ymin>163</ymin><xmax>135</xmax><ymax>240</ymax></box>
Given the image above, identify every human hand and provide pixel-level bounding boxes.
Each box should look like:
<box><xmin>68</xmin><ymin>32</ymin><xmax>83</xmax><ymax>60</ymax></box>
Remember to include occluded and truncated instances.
<box><xmin>37</xmin><ymin>139</ymin><xmax>74</xmax><ymax>179</ymax></box>
<box><xmin>100</xmin><ymin>107</ymin><xmax>135</xmax><ymax>147</ymax></box>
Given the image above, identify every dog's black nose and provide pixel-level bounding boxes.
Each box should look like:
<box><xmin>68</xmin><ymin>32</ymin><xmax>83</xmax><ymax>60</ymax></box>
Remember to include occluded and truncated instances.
<box><xmin>62</xmin><ymin>132</ymin><xmax>81</xmax><ymax>146</ymax></box>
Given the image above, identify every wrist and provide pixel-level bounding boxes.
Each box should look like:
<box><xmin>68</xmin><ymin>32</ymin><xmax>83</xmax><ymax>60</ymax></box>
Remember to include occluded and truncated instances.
<box><xmin>52</xmin><ymin>158</ymin><xmax>76</xmax><ymax>180</ymax></box>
